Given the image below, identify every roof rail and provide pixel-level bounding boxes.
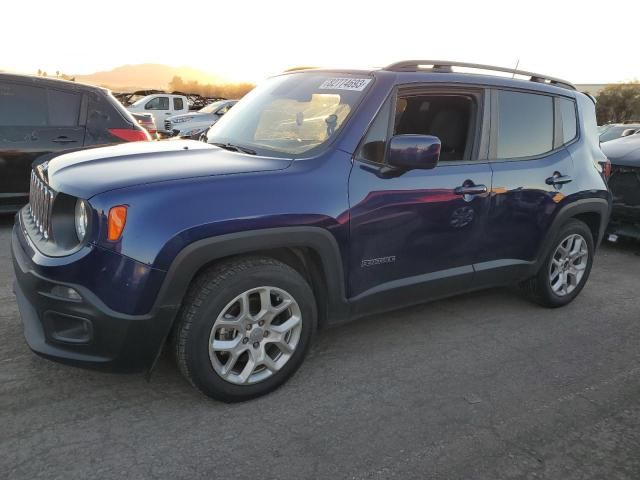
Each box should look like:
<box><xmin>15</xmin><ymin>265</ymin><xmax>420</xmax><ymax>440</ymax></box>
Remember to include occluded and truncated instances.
<box><xmin>383</xmin><ymin>60</ymin><xmax>576</xmax><ymax>90</ymax></box>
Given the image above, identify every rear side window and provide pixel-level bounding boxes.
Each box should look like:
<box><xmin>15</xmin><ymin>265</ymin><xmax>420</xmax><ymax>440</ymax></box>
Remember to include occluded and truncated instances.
<box><xmin>145</xmin><ymin>97</ymin><xmax>169</xmax><ymax>110</ymax></box>
<box><xmin>173</xmin><ymin>97</ymin><xmax>184</xmax><ymax>110</ymax></box>
<box><xmin>48</xmin><ymin>89</ymin><xmax>81</xmax><ymax>126</ymax></box>
<box><xmin>0</xmin><ymin>82</ymin><xmax>47</xmax><ymax>126</ymax></box>
<box><xmin>495</xmin><ymin>90</ymin><xmax>553</xmax><ymax>159</ymax></box>
<box><xmin>558</xmin><ymin>97</ymin><xmax>577</xmax><ymax>144</ymax></box>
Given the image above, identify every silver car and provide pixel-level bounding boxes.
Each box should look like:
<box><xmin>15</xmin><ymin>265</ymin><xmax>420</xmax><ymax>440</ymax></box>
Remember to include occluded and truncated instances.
<box><xmin>165</xmin><ymin>100</ymin><xmax>237</xmax><ymax>139</ymax></box>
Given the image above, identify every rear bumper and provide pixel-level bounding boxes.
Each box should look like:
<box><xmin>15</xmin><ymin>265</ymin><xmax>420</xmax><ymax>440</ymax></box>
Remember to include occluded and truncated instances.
<box><xmin>11</xmin><ymin>224</ymin><xmax>176</xmax><ymax>373</ymax></box>
<box><xmin>608</xmin><ymin>204</ymin><xmax>640</xmax><ymax>240</ymax></box>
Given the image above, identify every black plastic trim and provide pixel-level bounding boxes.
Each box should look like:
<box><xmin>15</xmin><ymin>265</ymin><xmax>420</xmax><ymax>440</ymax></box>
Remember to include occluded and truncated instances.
<box><xmin>154</xmin><ymin>226</ymin><xmax>349</xmax><ymax>320</ymax></box>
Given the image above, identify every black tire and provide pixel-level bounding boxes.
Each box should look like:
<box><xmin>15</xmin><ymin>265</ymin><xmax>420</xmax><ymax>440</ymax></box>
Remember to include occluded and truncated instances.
<box><xmin>174</xmin><ymin>256</ymin><xmax>317</xmax><ymax>402</ymax></box>
<box><xmin>521</xmin><ymin>219</ymin><xmax>595</xmax><ymax>308</ymax></box>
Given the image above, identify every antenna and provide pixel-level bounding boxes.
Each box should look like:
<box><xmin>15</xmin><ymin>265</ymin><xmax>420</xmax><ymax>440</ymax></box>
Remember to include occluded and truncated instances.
<box><xmin>512</xmin><ymin>59</ymin><xmax>520</xmax><ymax>78</ymax></box>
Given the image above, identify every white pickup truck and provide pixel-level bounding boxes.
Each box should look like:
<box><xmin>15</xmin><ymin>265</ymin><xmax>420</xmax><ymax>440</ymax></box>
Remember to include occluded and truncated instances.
<box><xmin>127</xmin><ymin>94</ymin><xmax>189</xmax><ymax>135</ymax></box>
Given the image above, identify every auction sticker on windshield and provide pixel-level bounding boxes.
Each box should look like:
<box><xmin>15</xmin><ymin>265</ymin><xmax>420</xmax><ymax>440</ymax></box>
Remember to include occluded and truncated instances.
<box><xmin>319</xmin><ymin>78</ymin><xmax>371</xmax><ymax>91</ymax></box>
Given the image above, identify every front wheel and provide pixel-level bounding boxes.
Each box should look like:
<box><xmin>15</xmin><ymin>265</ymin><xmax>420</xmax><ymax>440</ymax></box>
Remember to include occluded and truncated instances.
<box><xmin>174</xmin><ymin>257</ymin><xmax>317</xmax><ymax>402</ymax></box>
<box><xmin>521</xmin><ymin>219</ymin><xmax>594</xmax><ymax>308</ymax></box>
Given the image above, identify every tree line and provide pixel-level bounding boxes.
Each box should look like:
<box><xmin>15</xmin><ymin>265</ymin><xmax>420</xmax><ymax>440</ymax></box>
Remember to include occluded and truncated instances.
<box><xmin>169</xmin><ymin>76</ymin><xmax>254</xmax><ymax>99</ymax></box>
<box><xmin>36</xmin><ymin>69</ymin><xmax>75</xmax><ymax>81</ymax></box>
<box><xmin>596</xmin><ymin>81</ymin><xmax>640</xmax><ymax>124</ymax></box>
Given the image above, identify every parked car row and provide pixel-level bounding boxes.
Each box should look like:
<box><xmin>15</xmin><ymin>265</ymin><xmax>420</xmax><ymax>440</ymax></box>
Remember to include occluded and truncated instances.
<box><xmin>125</xmin><ymin>93</ymin><xmax>237</xmax><ymax>137</ymax></box>
<box><xmin>0</xmin><ymin>73</ymin><xmax>150</xmax><ymax>212</ymax></box>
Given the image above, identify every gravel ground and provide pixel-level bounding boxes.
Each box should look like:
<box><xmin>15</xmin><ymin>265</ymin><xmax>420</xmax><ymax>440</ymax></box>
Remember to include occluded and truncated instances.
<box><xmin>1</xmin><ymin>214</ymin><xmax>639</xmax><ymax>479</ymax></box>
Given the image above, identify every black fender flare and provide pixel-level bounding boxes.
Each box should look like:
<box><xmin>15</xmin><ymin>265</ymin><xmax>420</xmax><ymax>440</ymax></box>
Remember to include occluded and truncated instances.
<box><xmin>533</xmin><ymin>197</ymin><xmax>610</xmax><ymax>272</ymax></box>
<box><xmin>145</xmin><ymin>226</ymin><xmax>349</xmax><ymax>374</ymax></box>
<box><xmin>153</xmin><ymin>226</ymin><xmax>349</xmax><ymax>323</ymax></box>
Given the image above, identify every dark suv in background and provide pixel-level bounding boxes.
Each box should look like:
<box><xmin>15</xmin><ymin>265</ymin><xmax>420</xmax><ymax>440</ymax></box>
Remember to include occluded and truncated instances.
<box><xmin>11</xmin><ymin>61</ymin><xmax>610</xmax><ymax>402</ymax></box>
<box><xmin>601</xmin><ymin>133</ymin><xmax>640</xmax><ymax>239</ymax></box>
<box><xmin>0</xmin><ymin>74</ymin><xmax>150</xmax><ymax>213</ymax></box>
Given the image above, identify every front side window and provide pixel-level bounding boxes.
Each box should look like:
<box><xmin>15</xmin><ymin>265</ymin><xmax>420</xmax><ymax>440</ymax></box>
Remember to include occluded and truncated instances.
<box><xmin>0</xmin><ymin>82</ymin><xmax>47</xmax><ymax>126</ymax></box>
<box><xmin>206</xmin><ymin>73</ymin><xmax>372</xmax><ymax>157</ymax></box>
<box><xmin>217</xmin><ymin>104</ymin><xmax>232</xmax><ymax>115</ymax></box>
<box><xmin>394</xmin><ymin>93</ymin><xmax>475</xmax><ymax>161</ymax></box>
<box><xmin>145</xmin><ymin>96</ymin><xmax>169</xmax><ymax>110</ymax></box>
<box><xmin>495</xmin><ymin>90</ymin><xmax>553</xmax><ymax>159</ymax></box>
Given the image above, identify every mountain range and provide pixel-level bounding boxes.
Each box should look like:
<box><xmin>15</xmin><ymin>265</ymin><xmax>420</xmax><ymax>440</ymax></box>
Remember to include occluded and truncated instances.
<box><xmin>74</xmin><ymin>64</ymin><xmax>228</xmax><ymax>91</ymax></box>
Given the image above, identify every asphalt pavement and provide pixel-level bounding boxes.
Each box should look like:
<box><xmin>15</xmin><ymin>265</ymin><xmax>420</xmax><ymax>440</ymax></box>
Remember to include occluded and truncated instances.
<box><xmin>1</xmin><ymin>214</ymin><xmax>639</xmax><ymax>479</ymax></box>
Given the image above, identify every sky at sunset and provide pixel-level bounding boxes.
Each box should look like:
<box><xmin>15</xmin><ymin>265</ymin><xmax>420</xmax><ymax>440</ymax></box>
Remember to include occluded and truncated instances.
<box><xmin>2</xmin><ymin>0</ymin><xmax>638</xmax><ymax>84</ymax></box>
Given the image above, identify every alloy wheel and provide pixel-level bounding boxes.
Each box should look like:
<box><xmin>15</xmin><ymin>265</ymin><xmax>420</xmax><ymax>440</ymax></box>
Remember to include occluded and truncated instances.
<box><xmin>208</xmin><ymin>286</ymin><xmax>302</xmax><ymax>385</ymax></box>
<box><xmin>548</xmin><ymin>233</ymin><xmax>589</xmax><ymax>296</ymax></box>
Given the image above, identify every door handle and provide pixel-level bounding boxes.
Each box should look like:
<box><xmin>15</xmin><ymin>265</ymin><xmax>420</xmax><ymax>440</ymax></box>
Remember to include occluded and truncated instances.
<box><xmin>545</xmin><ymin>173</ymin><xmax>573</xmax><ymax>186</ymax></box>
<box><xmin>52</xmin><ymin>136</ymin><xmax>77</xmax><ymax>144</ymax></box>
<box><xmin>455</xmin><ymin>184</ymin><xmax>488</xmax><ymax>195</ymax></box>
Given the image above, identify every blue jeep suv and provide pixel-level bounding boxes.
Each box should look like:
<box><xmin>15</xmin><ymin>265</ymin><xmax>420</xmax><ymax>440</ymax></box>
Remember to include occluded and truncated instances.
<box><xmin>11</xmin><ymin>61</ymin><xmax>610</xmax><ymax>401</ymax></box>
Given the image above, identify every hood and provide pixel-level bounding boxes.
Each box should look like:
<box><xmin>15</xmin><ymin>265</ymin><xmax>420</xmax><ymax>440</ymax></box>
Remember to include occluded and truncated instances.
<box><xmin>601</xmin><ymin>134</ymin><xmax>640</xmax><ymax>167</ymax></box>
<box><xmin>44</xmin><ymin>140</ymin><xmax>292</xmax><ymax>198</ymax></box>
<box><xmin>168</xmin><ymin>112</ymin><xmax>214</xmax><ymax>122</ymax></box>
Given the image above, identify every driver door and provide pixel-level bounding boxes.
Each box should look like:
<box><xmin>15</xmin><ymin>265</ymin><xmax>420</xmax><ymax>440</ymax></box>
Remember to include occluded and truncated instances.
<box><xmin>348</xmin><ymin>86</ymin><xmax>493</xmax><ymax>312</ymax></box>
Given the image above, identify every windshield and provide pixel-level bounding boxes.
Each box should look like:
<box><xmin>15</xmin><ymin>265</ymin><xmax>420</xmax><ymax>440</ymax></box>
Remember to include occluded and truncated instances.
<box><xmin>600</xmin><ymin>125</ymin><xmax>637</xmax><ymax>143</ymax></box>
<box><xmin>199</xmin><ymin>101</ymin><xmax>226</xmax><ymax>114</ymax></box>
<box><xmin>206</xmin><ymin>73</ymin><xmax>372</xmax><ymax>157</ymax></box>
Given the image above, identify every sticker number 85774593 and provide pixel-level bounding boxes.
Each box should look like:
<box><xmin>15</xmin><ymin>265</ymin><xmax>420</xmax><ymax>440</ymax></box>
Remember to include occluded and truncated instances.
<box><xmin>319</xmin><ymin>78</ymin><xmax>371</xmax><ymax>91</ymax></box>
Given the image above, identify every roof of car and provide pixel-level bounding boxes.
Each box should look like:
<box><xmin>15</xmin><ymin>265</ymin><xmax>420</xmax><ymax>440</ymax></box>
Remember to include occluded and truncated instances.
<box><xmin>283</xmin><ymin>61</ymin><xmax>578</xmax><ymax>97</ymax></box>
<box><xmin>0</xmin><ymin>72</ymin><xmax>107</xmax><ymax>93</ymax></box>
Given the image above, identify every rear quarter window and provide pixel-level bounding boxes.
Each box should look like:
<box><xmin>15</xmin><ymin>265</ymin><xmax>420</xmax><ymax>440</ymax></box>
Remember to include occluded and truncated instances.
<box><xmin>558</xmin><ymin>97</ymin><xmax>577</xmax><ymax>144</ymax></box>
<box><xmin>495</xmin><ymin>90</ymin><xmax>553</xmax><ymax>159</ymax></box>
<box><xmin>48</xmin><ymin>89</ymin><xmax>81</xmax><ymax>126</ymax></box>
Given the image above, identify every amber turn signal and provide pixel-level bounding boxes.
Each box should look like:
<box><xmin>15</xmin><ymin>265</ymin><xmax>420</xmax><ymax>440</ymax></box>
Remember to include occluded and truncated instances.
<box><xmin>107</xmin><ymin>205</ymin><xmax>128</xmax><ymax>241</ymax></box>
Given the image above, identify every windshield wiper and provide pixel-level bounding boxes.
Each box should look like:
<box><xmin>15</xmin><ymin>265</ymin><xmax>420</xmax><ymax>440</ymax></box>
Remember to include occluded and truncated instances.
<box><xmin>211</xmin><ymin>142</ymin><xmax>256</xmax><ymax>155</ymax></box>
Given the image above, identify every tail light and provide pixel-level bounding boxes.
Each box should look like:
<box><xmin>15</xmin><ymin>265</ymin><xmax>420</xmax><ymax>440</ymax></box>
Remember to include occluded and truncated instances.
<box><xmin>108</xmin><ymin>128</ymin><xmax>151</xmax><ymax>142</ymax></box>
<box><xmin>601</xmin><ymin>159</ymin><xmax>612</xmax><ymax>180</ymax></box>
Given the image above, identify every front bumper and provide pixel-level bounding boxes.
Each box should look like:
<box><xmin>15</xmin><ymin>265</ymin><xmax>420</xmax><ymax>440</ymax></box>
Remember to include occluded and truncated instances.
<box><xmin>11</xmin><ymin>224</ymin><xmax>177</xmax><ymax>373</ymax></box>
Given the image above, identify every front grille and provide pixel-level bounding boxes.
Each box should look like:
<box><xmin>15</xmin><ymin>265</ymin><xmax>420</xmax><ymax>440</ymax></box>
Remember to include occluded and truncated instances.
<box><xmin>28</xmin><ymin>169</ymin><xmax>56</xmax><ymax>240</ymax></box>
<box><xmin>164</xmin><ymin>119</ymin><xmax>172</xmax><ymax>132</ymax></box>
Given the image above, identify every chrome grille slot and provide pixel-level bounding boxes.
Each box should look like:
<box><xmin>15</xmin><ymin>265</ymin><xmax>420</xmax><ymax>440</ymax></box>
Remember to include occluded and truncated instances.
<box><xmin>164</xmin><ymin>119</ymin><xmax>172</xmax><ymax>132</ymax></box>
<box><xmin>28</xmin><ymin>169</ymin><xmax>56</xmax><ymax>240</ymax></box>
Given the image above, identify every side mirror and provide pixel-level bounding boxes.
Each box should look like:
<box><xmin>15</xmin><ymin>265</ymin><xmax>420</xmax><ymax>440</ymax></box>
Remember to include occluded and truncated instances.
<box><xmin>387</xmin><ymin>134</ymin><xmax>441</xmax><ymax>170</ymax></box>
<box><xmin>621</xmin><ymin>128</ymin><xmax>636</xmax><ymax>137</ymax></box>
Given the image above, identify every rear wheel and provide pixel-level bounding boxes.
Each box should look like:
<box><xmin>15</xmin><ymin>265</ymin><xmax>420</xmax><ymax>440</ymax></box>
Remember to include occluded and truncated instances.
<box><xmin>521</xmin><ymin>220</ymin><xmax>594</xmax><ymax>307</ymax></box>
<box><xmin>174</xmin><ymin>257</ymin><xmax>316</xmax><ymax>402</ymax></box>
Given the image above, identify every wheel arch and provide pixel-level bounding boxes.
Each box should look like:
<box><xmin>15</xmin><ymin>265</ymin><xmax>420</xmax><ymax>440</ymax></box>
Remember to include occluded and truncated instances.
<box><xmin>534</xmin><ymin>197</ymin><xmax>610</xmax><ymax>272</ymax></box>
<box><xmin>154</xmin><ymin>227</ymin><xmax>349</xmax><ymax>331</ymax></box>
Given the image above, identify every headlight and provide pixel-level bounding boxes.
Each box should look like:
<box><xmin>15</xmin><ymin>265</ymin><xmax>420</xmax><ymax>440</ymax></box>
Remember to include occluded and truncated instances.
<box><xmin>74</xmin><ymin>199</ymin><xmax>89</xmax><ymax>242</ymax></box>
